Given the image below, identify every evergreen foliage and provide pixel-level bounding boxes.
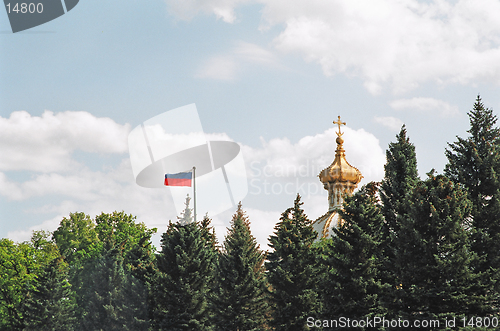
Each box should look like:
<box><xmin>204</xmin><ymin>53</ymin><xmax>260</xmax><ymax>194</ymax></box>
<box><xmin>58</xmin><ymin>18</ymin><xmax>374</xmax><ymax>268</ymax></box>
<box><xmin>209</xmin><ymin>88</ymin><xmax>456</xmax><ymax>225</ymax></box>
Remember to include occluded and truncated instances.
<box><xmin>445</xmin><ymin>95</ymin><xmax>500</xmax><ymax>313</ymax></box>
<box><xmin>78</xmin><ymin>248</ymin><xmax>149</xmax><ymax>331</ymax></box>
<box><xmin>380</xmin><ymin>124</ymin><xmax>419</xmax><ymax>232</ymax></box>
<box><xmin>378</xmin><ymin>125</ymin><xmax>419</xmax><ymax>315</ymax></box>
<box><xmin>320</xmin><ymin>182</ymin><xmax>386</xmax><ymax>329</ymax></box>
<box><xmin>152</xmin><ymin>199</ymin><xmax>215</xmax><ymax>330</ymax></box>
<box><xmin>212</xmin><ymin>202</ymin><xmax>269</xmax><ymax>331</ymax></box>
<box><xmin>200</xmin><ymin>213</ymin><xmax>218</xmax><ymax>251</ymax></box>
<box><xmin>266</xmin><ymin>194</ymin><xmax>319</xmax><ymax>330</ymax></box>
<box><xmin>5</xmin><ymin>96</ymin><xmax>500</xmax><ymax>329</ymax></box>
<box><xmin>394</xmin><ymin>174</ymin><xmax>476</xmax><ymax>323</ymax></box>
<box><xmin>23</xmin><ymin>256</ymin><xmax>76</xmax><ymax>331</ymax></box>
<box><xmin>177</xmin><ymin>195</ymin><xmax>194</xmax><ymax>226</ymax></box>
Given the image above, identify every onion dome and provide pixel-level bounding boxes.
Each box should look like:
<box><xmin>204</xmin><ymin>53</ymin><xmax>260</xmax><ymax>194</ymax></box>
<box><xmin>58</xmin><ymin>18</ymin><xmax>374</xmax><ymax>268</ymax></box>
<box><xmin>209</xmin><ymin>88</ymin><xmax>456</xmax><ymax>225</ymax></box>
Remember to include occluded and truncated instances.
<box><xmin>313</xmin><ymin>115</ymin><xmax>363</xmax><ymax>239</ymax></box>
<box><xmin>318</xmin><ymin>120</ymin><xmax>363</xmax><ymax>185</ymax></box>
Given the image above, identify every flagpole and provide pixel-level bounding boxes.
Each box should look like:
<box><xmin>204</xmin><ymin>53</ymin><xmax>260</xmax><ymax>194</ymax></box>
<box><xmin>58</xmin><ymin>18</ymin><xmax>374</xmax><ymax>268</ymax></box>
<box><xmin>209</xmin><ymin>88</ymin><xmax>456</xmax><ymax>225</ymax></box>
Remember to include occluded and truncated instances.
<box><xmin>193</xmin><ymin>166</ymin><xmax>196</xmax><ymax>223</ymax></box>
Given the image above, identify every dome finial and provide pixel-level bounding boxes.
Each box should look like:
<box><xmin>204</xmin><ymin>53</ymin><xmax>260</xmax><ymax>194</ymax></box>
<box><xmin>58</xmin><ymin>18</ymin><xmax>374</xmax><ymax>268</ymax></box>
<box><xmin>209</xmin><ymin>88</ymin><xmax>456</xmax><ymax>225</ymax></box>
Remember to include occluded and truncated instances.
<box><xmin>333</xmin><ymin>115</ymin><xmax>346</xmax><ymax>137</ymax></box>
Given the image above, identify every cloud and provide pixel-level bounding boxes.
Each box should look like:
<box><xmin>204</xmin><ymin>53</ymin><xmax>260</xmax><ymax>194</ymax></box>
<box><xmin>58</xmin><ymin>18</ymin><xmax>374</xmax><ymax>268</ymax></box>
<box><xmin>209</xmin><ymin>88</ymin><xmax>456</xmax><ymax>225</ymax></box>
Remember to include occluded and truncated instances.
<box><xmin>0</xmin><ymin>110</ymin><xmax>130</xmax><ymax>172</ymax></box>
<box><xmin>243</xmin><ymin>126</ymin><xmax>385</xmax><ymax>184</ymax></box>
<box><xmin>390</xmin><ymin>97</ymin><xmax>460</xmax><ymax>117</ymax></box>
<box><xmin>234</xmin><ymin>41</ymin><xmax>278</xmax><ymax>65</ymax></box>
<box><xmin>196</xmin><ymin>41</ymin><xmax>281</xmax><ymax>80</ymax></box>
<box><xmin>5</xmin><ymin>159</ymin><xmax>177</xmax><ymax>248</ymax></box>
<box><xmin>164</xmin><ymin>0</ymin><xmax>252</xmax><ymax>23</ymax></box>
<box><xmin>270</xmin><ymin>0</ymin><xmax>500</xmax><ymax>94</ymax></box>
<box><xmin>3</xmin><ymin>111</ymin><xmax>386</xmax><ymax>250</ymax></box>
<box><xmin>374</xmin><ymin>116</ymin><xmax>404</xmax><ymax>132</ymax></box>
<box><xmin>170</xmin><ymin>0</ymin><xmax>500</xmax><ymax>94</ymax></box>
<box><xmin>196</xmin><ymin>55</ymin><xmax>238</xmax><ymax>80</ymax></box>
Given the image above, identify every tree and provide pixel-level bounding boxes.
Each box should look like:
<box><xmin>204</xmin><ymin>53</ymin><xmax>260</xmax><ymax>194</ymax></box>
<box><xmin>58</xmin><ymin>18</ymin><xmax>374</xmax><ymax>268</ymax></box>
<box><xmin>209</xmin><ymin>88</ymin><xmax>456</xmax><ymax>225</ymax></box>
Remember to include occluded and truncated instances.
<box><xmin>53</xmin><ymin>211</ymin><xmax>157</xmax><ymax>273</ymax></box>
<box><xmin>152</xmin><ymin>198</ymin><xmax>216</xmax><ymax>330</ymax></box>
<box><xmin>0</xmin><ymin>231</ymin><xmax>59</xmax><ymax>331</ymax></box>
<box><xmin>94</xmin><ymin>211</ymin><xmax>157</xmax><ymax>267</ymax></box>
<box><xmin>445</xmin><ymin>95</ymin><xmax>500</xmax><ymax>313</ymax></box>
<box><xmin>266</xmin><ymin>194</ymin><xmax>320</xmax><ymax>330</ymax></box>
<box><xmin>78</xmin><ymin>247</ymin><xmax>149</xmax><ymax>331</ymax></box>
<box><xmin>177</xmin><ymin>195</ymin><xmax>194</xmax><ymax>226</ymax></box>
<box><xmin>53</xmin><ymin>211</ymin><xmax>157</xmax><ymax>324</ymax></box>
<box><xmin>394</xmin><ymin>174</ymin><xmax>477</xmax><ymax>323</ymax></box>
<box><xmin>319</xmin><ymin>182</ymin><xmax>386</xmax><ymax>329</ymax></box>
<box><xmin>23</xmin><ymin>256</ymin><xmax>76</xmax><ymax>331</ymax></box>
<box><xmin>378</xmin><ymin>125</ymin><xmax>419</xmax><ymax>315</ymax></box>
<box><xmin>212</xmin><ymin>202</ymin><xmax>269</xmax><ymax>331</ymax></box>
<box><xmin>380</xmin><ymin>124</ymin><xmax>419</xmax><ymax>232</ymax></box>
<box><xmin>52</xmin><ymin>212</ymin><xmax>101</xmax><ymax>267</ymax></box>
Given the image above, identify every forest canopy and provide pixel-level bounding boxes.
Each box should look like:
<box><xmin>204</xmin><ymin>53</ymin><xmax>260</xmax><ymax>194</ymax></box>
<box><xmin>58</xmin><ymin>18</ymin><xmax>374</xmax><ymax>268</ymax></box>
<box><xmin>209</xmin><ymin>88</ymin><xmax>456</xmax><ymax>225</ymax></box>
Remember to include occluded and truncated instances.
<box><xmin>1</xmin><ymin>96</ymin><xmax>500</xmax><ymax>330</ymax></box>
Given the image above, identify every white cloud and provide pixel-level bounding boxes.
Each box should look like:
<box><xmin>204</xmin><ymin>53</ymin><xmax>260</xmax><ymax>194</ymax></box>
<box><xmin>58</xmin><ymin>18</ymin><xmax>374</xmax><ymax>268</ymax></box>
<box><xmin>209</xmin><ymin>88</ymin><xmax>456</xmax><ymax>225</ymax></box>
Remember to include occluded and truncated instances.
<box><xmin>390</xmin><ymin>97</ymin><xmax>460</xmax><ymax>117</ymax></box>
<box><xmin>244</xmin><ymin>207</ymin><xmax>281</xmax><ymax>250</ymax></box>
<box><xmin>171</xmin><ymin>0</ymin><xmax>500</xmax><ymax>94</ymax></box>
<box><xmin>0</xmin><ymin>110</ymin><xmax>130</xmax><ymax>172</ymax></box>
<box><xmin>243</xmin><ymin>126</ymin><xmax>385</xmax><ymax>184</ymax></box>
<box><xmin>164</xmin><ymin>0</ymin><xmax>252</xmax><ymax>23</ymax></box>
<box><xmin>374</xmin><ymin>116</ymin><xmax>404</xmax><ymax>132</ymax></box>
<box><xmin>5</xmin><ymin>160</ymin><xmax>177</xmax><ymax>248</ymax></box>
<box><xmin>234</xmin><ymin>41</ymin><xmax>278</xmax><ymax>65</ymax></box>
<box><xmin>3</xmin><ymin>112</ymin><xmax>385</xmax><ymax>251</ymax></box>
<box><xmin>269</xmin><ymin>0</ymin><xmax>500</xmax><ymax>94</ymax></box>
<box><xmin>196</xmin><ymin>55</ymin><xmax>238</xmax><ymax>80</ymax></box>
<box><xmin>196</xmin><ymin>41</ymin><xmax>281</xmax><ymax>80</ymax></box>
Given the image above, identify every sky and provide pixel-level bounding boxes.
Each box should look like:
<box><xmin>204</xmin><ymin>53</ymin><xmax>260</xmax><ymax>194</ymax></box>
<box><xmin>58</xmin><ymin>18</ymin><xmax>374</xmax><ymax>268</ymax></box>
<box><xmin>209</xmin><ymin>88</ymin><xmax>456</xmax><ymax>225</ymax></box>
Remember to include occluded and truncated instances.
<box><xmin>1</xmin><ymin>0</ymin><xmax>500</xmax><ymax>250</ymax></box>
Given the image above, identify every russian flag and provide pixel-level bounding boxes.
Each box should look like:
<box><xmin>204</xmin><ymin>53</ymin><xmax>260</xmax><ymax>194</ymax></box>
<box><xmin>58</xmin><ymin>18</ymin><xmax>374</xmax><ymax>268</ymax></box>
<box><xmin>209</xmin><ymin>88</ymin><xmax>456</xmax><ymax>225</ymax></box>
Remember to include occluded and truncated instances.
<box><xmin>164</xmin><ymin>171</ymin><xmax>192</xmax><ymax>187</ymax></box>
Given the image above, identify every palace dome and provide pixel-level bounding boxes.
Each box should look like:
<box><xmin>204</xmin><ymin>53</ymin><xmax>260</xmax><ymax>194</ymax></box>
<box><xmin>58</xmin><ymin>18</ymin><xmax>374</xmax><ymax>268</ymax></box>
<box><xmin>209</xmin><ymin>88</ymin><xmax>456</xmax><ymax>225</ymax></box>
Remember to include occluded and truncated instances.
<box><xmin>318</xmin><ymin>135</ymin><xmax>363</xmax><ymax>185</ymax></box>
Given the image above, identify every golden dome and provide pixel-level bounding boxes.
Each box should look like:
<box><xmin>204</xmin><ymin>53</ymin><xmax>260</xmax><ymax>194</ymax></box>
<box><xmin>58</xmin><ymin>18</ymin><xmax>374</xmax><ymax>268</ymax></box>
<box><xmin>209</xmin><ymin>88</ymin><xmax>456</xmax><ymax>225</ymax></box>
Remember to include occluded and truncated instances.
<box><xmin>318</xmin><ymin>117</ymin><xmax>363</xmax><ymax>185</ymax></box>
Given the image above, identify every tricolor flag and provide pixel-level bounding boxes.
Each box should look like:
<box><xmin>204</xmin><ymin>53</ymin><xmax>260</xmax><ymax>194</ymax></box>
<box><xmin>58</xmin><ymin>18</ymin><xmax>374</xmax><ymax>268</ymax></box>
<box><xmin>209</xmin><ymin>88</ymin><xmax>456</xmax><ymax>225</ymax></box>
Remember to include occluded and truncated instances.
<box><xmin>164</xmin><ymin>171</ymin><xmax>193</xmax><ymax>187</ymax></box>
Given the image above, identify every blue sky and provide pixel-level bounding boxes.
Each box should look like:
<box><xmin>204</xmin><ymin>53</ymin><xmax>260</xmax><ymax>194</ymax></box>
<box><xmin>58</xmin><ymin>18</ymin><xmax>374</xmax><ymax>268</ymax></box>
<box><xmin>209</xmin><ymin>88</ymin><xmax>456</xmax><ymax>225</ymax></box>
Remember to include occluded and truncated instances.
<box><xmin>2</xmin><ymin>0</ymin><xmax>500</xmax><ymax>248</ymax></box>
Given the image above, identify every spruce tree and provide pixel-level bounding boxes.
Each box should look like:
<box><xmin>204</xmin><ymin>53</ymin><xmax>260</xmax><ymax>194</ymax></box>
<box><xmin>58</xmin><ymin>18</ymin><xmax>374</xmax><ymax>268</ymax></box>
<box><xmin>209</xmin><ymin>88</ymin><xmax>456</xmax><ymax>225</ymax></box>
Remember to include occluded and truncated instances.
<box><xmin>445</xmin><ymin>95</ymin><xmax>500</xmax><ymax>314</ymax></box>
<box><xmin>152</xmin><ymin>198</ymin><xmax>215</xmax><ymax>330</ymax></box>
<box><xmin>394</xmin><ymin>174</ymin><xmax>476</xmax><ymax>323</ymax></box>
<box><xmin>319</xmin><ymin>182</ymin><xmax>386</xmax><ymax>329</ymax></box>
<box><xmin>212</xmin><ymin>202</ymin><xmax>269</xmax><ymax>331</ymax></box>
<box><xmin>380</xmin><ymin>124</ymin><xmax>419</xmax><ymax>232</ymax></box>
<box><xmin>78</xmin><ymin>247</ymin><xmax>149</xmax><ymax>331</ymax></box>
<box><xmin>23</xmin><ymin>256</ymin><xmax>76</xmax><ymax>331</ymax></box>
<box><xmin>378</xmin><ymin>125</ymin><xmax>419</xmax><ymax>316</ymax></box>
<box><xmin>200</xmin><ymin>213</ymin><xmax>218</xmax><ymax>252</ymax></box>
<box><xmin>266</xmin><ymin>194</ymin><xmax>319</xmax><ymax>330</ymax></box>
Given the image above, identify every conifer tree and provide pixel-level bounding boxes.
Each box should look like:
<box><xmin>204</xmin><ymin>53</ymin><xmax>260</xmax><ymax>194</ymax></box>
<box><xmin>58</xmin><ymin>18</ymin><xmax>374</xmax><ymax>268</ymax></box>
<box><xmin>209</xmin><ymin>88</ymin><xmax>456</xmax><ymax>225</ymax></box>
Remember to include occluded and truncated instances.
<box><xmin>152</xmin><ymin>197</ymin><xmax>215</xmax><ymax>330</ymax></box>
<box><xmin>445</xmin><ymin>95</ymin><xmax>500</xmax><ymax>313</ymax></box>
<box><xmin>394</xmin><ymin>174</ymin><xmax>477</xmax><ymax>322</ymax></box>
<box><xmin>266</xmin><ymin>194</ymin><xmax>319</xmax><ymax>330</ymax></box>
<box><xmin>212</xmin><ymin>202</ymin><xmax>269</xmax><ymax>331</ymax></box>
<box><xmin>319</xmin><ymin>182</ymin><xmax>386</xmax><ymax>328</ymax></box>
<box><xmin>378</xmin><ymin>125</ymin><xmax>419</xmax><ymax>315</ymax></box>
<box><xmin>200</xmin><ymin>213</ymin><xmax>218</xmax><ymax>251</ymax></box>
<box><xmin>380</xmin><ymin>124</ymin><xmax>419</xmax><ymax>232</ymax></box>
<box><xmin>23</xmin><ymin>256</ymin><xmax>76</xmax><ymax>331</ymax></box>
<box><xmin>78</xmin><ymin>247</ymin><xmax>149</xmax><ymax>331</ymax></box>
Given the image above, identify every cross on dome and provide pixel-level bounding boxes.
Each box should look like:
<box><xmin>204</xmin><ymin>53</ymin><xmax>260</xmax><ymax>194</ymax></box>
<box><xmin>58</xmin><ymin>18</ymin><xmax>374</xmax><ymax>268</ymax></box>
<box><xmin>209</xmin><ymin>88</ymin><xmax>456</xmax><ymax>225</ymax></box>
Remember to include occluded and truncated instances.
<box><xmin>333</xmin><ymin>115</ymin><xmax>346</xmax><ymax>136</ymax></box>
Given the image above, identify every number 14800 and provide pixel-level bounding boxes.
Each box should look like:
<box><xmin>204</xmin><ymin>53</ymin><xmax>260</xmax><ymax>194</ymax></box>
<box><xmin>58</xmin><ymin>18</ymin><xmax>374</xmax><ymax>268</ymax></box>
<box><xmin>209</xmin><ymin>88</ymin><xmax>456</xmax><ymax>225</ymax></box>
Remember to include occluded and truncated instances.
<box><xmin>6</xmin><ymin>3</ymin><xmax>44</xmax><ymax>14</ymax></box>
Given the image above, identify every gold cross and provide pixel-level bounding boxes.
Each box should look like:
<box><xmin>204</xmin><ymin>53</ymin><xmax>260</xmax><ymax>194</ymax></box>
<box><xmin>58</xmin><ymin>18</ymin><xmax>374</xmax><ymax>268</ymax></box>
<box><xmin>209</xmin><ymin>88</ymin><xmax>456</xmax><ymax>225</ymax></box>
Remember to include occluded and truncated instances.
<box><xmin>333</xmin><ymin>115</ymin><xmax>346</xmax><ymax>136</ymax></box>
